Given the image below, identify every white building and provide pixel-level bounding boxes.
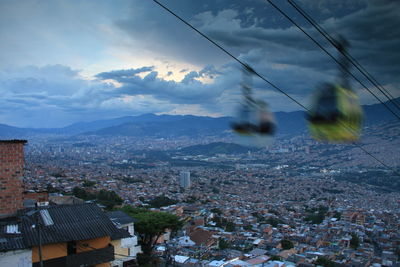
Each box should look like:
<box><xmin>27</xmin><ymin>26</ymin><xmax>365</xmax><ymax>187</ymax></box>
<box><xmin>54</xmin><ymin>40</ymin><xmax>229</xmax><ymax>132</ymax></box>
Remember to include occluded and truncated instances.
<box><xmin>107</xmin><ymin>211</ymin><xmax>142</xmax><ymax>267</ymax></box>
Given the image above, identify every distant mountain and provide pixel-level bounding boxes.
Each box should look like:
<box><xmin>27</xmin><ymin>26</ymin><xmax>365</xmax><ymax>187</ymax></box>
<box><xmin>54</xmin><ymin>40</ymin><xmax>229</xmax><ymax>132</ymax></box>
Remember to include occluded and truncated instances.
<box><xmin>59</xmin><ymin>113</ymin><xmax>188</xmax><ymax>135</ymax></box>
<box><xmin>85</xmin><ymin>116</ymin><xmax>232</xmax><ymax>137</ymax></box>
<box><xmin>362</xmin><ymin>99</ymin><xmax>400</xmax><ymax>125</ymax></box>
<box><xmin>1</xmin><ymin>97</ymin><xmax>399</xmax><ymax>138</ymax></box>
<box><xmin>83</xmin><ymin>98</ymin><xmax>400</xmax><ymax>138</ymax></box>
<box><xmin>177</xmin><ymin>142</ymin><xmax>259</xmax><ymax>155</ymax></box>
<box><xmin>0</xmin><ymin>124</ymin><xmax>30</xmax><ymax>137</ymax></box>
<box><xmin>274</xmin><ymin>111</ymin><xmax>307</xmax><ymax>136</ymax></box>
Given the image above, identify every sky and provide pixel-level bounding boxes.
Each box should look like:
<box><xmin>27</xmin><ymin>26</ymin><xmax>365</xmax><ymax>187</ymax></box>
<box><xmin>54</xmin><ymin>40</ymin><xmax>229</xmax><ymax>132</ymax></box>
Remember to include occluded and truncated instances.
<box><xmin>0</xmin><ymin>0</ymin><xmax>399</xmax><ymax>128</ymax></box>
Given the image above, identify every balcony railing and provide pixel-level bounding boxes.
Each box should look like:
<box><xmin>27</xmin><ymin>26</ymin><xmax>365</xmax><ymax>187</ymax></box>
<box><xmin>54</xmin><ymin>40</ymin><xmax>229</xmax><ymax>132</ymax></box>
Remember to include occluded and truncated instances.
<box><xmin>33</xmin><ymin>244</ymin><xmax>115</xmax><ymax>267</ymax></box>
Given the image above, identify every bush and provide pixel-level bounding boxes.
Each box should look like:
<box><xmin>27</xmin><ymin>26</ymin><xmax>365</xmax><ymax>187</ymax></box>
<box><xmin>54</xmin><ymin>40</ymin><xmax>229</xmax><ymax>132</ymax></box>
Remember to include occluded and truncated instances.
<box><xmin>280</xmin><ymin>239</ymin><xmax>294</xmax><ymax>250</ymax></box>
<box><xmin>315</xmin><ymin>257</ymin><xmax>335</xmax><ymax>267</ymax></box>
<box><xmin>350</xmin><ymin>233</ymin><xmax>360</xmax><ymax>249</ymax></box>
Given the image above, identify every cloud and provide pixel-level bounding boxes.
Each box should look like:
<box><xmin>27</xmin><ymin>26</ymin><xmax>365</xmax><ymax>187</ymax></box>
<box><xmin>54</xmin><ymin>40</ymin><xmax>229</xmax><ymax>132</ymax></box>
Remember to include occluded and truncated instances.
<box><xmin>96</xmin><ymin>65</ymin><xmax>235</xmax><ymax>105</ymax></box>
<box><xmin>95</xmin><ymin>67</ymin><xmax>154</xmax><ymax>80</ymax></box>
<box><xmin>188</xmin><ymin>1</ymin><xmax>400</xmax><ymax>98</ymax></box>
<box><xmin>1</xmin><ymin>0</ymin><xmax>399</xmax><ymax>128</ymax></box>
<box><xmin>0</xmin><ymin>65</ymin><xmax>177</xmax><ymax>127</ymax></box>
<box><xmin>1</xmin><ymin>64</ymin><xmax>240</xmax><ymax>127</ymax></box>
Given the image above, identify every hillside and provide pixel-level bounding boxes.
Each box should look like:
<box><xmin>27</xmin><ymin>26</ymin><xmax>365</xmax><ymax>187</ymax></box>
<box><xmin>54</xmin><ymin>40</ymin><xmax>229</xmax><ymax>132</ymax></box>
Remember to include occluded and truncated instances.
<box><xmin>1</xmin><ymin>97</ymin><xmax>399</xmax><ymax>139</ymax></box>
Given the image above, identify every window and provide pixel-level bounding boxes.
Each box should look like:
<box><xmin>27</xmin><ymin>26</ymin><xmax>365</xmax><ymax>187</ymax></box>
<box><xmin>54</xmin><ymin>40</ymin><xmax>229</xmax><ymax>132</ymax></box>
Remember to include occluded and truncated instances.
<box><xmin>67</xmin><ymin>241</ymin><xmax>77</xmax><ymax>255</ymax></box>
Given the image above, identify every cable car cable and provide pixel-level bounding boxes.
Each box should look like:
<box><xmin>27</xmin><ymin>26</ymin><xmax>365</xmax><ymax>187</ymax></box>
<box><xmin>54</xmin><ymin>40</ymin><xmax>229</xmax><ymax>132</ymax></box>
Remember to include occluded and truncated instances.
<box><xmin>152</xmin><ymin>0</ymin><xmax>308</xmax><ymax>111</ymax></box>
<box><xmin>266</xmin><ymin>0</ymin><xmax>400</xmax><ymax>121</ymax></box>
<box><xmin>287</xmin><ymin>0</ymin><xmax>400</xmax><ymax>111</ymax></box>
<box><xmin>152</xmin><ymin>0</ymin><xmax>400</xmax><ymax>176</ymax></box>
<box><xmin>288</xmin><ymin>0</ymin><xmax>400</xmax><ymax>110</ymax></box>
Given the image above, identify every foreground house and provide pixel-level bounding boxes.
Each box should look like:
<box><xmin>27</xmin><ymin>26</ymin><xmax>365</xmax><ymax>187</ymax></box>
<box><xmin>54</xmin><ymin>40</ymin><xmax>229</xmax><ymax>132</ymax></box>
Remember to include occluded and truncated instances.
<box><xmin>1</xmin><ymin>203</ymin><xmax>132</xmax><ymax>267</ymax></box>
<box><xmin>0</xmin><ymin>140</ymin><xmax>138</xmax><ymax>267</ymax></box>
<box><xmin>107</xmin><ymin>210</ymin><xmax>142</xmax><ymax>267</ymax></box>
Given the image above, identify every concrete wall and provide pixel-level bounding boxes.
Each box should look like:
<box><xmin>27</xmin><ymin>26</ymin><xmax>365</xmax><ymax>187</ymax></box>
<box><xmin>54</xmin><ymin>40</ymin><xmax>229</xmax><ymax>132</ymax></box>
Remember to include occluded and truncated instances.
<box><xmin>0</xmin><ymin>249</ymin><xmax>32</xmax><ymax>267</ymax></box>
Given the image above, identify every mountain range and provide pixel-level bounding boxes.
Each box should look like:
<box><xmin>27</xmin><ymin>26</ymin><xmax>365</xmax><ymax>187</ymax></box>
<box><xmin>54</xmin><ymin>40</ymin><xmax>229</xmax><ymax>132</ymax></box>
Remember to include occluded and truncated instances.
<box><xmin>1</xmin><ymin>98</ymin><xmax>399</xmax><ymax>139</ymax></box>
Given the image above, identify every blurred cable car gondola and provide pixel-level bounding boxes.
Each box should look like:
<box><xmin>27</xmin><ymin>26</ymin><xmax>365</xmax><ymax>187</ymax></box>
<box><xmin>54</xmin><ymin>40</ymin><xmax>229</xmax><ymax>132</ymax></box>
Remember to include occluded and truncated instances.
<box><xmin>231</xmin><ymin>64</ymin><xmax>276</xmax><ymax>147</ymax></box>
<box><xmin>307</xmin><ymin>37</ymin><xmax>363</xmax><ymax>142</ymax></box>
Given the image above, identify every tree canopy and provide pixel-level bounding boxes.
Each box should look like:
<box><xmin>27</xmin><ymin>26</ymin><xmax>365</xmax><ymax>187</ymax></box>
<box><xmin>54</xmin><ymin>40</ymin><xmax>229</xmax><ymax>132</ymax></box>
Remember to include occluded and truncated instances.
<box><xmin>147</xmin><ymin>195</ymin><xmax>178</xmax><ymax>208</ymax></box>
<box><xmin>121</xmin><ymin>206</ymin><xmax>183</xmax><ymax>256</ymax></box>
<box><xmin>72</xmin><ymin>187</ymin><xmax>123</xmax><ymax>210</ymax></box>
<box><xmin>280</xmin><ymin>239</ymin><xmax>294</xmax><ymax>250</ymax></box>
<box><xmin>315</xmin><ymin>257</ymin><xmax>335</xmax><ymax>267</ymax></box>
<box><xmin>350</xmin><ymin>233</ymin><xmax>360</xmax><ymax>249</ymax></box>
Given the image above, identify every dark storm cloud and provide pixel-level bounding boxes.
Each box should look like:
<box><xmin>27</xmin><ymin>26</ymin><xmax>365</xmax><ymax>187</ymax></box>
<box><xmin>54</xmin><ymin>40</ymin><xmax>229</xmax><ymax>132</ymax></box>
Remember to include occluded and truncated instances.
<box><xmin>95</xmin><ymin>65</ymin><xmax>234</xmax><ymax>105</ymax></box>
<box><xmin>114</xmin><ymin>1</ymin><xmax>230</xmax><ymax>67</ymax></box>
<box><xmin>114</xmin><ymin>0</ymin><xmax>398</xmax><ymax>102</ymax></box>
<box><xmin>0</xmin><ymin>65</ymin><xmax>129</xmax><ymax>127</ymax></box>
<box><xmin>95</xmin><ymin>66</ymin><xmax>154</xmax><ymax>80</ymax></box>
<box><xmin>189</xmin><ymin>0</ymin><xmax>400</xmax><ymax>96</ymax></box>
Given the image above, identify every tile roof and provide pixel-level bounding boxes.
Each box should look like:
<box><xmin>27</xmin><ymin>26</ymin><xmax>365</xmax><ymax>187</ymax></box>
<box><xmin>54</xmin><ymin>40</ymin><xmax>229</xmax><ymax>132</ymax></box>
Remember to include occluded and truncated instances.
<box><xmin>20</xmin><ymin>203</ymin><xmax>131</xmax><ymax>247</ymax></box>
<box><xmin>189</xmin><ymin>228</ymin><xmax>213</xmax><ymax>246</ymax></box>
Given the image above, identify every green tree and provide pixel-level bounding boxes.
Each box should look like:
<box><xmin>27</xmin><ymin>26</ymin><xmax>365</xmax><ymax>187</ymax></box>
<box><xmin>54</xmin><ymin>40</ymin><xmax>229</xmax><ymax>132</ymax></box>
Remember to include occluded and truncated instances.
<box><xmin>243</xmin><ymin>225</ymin><xmax>253</xmax><ymax>231</ymax></box>
<box><xmin>123</xmin><ymin>208</ymin><xmax>183</xmax><ymax>256</ymax></box>
<box><xmin>350</xmin><ymin>233</ymin><xmax>360</xmax><ymax>249</ymax></box>
<box><xmin>120</xmin><ymin>205</ymin><xmax>149</xmax><ymax>214</ymax></box>
<box><xmin>212</xmin><ymin>187</ymin><xmax>220</xmax><ymax>194</ymax></box>
<box><xmin>46</xmin><ymin>184</ymin><xmax>59</xmax><ymax>193</ymax></box>
<box><xmin>82</xmin><ymin>180</ymin><xmax>96</xmax><ymax>187</ymax></box>
<box><xmin>72</xmin><ymin>187</ymin><xmax>89</xmax><ymax>200</ymax></box>
<box><xmin>211</xmin><ymin>208</ymin><xmax>222</xmax><ymax>215</ymax></box>
<box><xmin>225</xmin><ymin>221</ymin><xmax>235</xmax><ymax>232</ymax></box>
<box><xmin>315</xmin><ymin>257</ymin><xmax>335</xmax><ymax>267</ymax></box>
<box><xmin>147</xmin><ymin>196</ymin><xmax>178</xmax><ymax>208</ymax></box>
<box><xmin>97</xmin><ymin>189</ymin><xmax>123</xmax><ymax>210</ymax></box>
<box><xmin>72</xmin><ymin>187</ymin><xmax>122</xmax><ymax>210</ymax></box>
<box><xmin>218</xmin><ymin>238</ymin><xmax>230</xmax><ymax>250</ymax></box>
<box><xmin>280</xmin><ymin>239</ymin><xmax>294</xmax><ymax>250</ymax></box>
<box><xmin>269</xmin><ymin>255</ymin><xmax>281</xmax><ymax>261</ymax></box>
<box><xmin>266</xmin><ymin>217</ymin><xmax>283</xmax><ymax>227</ymax></box>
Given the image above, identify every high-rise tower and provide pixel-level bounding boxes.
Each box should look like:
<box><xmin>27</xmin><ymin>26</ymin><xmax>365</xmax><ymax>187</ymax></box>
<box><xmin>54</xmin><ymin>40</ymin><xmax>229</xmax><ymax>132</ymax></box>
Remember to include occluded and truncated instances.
<box><xmin>179</xmin><ymin>171</ymin><xmax>191</xmax><ymax>189</ymax></box>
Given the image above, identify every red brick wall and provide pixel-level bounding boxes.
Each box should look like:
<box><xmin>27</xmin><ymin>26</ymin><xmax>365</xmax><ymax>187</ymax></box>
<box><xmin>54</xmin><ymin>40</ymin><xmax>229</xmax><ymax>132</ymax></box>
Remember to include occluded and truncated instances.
<box><xmin>24</xmin><ymin>191</ymin><xmax>49</xmax><ymax>203</ymax></box>
<box><xmin>0</xmin><ymin>142</ymin><xmax>26</xmax><ymax>216</ymax></box>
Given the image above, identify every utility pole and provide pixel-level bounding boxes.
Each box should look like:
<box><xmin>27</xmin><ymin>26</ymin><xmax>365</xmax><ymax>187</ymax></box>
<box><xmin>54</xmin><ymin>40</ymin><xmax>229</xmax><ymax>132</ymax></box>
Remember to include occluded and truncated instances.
<box><xmin>36</xmin><ymin>205</ymin><xmax>44</xmax><ymax>267</ymax></box>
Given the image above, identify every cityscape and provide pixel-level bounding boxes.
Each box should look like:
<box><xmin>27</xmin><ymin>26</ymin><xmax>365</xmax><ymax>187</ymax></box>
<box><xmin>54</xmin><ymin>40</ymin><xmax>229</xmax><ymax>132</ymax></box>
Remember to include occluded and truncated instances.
<box><xmin>1</xmin><ymin>1</ymin><xmax>400</xmax><ymax>267</ymax></box>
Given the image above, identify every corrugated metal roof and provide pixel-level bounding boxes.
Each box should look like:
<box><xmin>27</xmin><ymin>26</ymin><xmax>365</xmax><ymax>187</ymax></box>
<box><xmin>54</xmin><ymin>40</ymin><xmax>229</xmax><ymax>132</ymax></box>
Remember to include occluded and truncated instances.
<box><xmin>21</xmin><ymin>203</ymin><xmax>131</xmax><ymax>247</ymax></box>
<box><xmin>0</xmin><ymin>220</ymin><xmax>27</xmax><ymax>252</ymax></box>
<box><xmin>0</xmin><ymin>236</ymin><xmax>27</xmax><ymax>251</ymax></box>
<box><xmin>106</xmin><ymin>211</ymin><xmax>136</xmax><ymax>226</ymax></box>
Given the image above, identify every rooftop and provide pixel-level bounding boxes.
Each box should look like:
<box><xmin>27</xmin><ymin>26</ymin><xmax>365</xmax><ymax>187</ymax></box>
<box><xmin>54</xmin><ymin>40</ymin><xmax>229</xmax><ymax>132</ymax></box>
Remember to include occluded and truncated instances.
<box><xmin>0</xmin><ymin>139</ymin><xmax>27</xmax><ymax>144</ymax></box>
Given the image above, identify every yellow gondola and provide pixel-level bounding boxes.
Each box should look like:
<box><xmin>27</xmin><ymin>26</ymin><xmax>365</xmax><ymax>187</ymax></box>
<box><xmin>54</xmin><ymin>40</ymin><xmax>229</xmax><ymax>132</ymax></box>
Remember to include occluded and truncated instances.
<box><xmin>307</xmin><ymin>37</ymin><xmax>363</xmax><ymax>142</ymax></box>
<box><xmin>231</xmin><ymin>64</ymin><xmax>276</xmax><ymax>147</ymax></box>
